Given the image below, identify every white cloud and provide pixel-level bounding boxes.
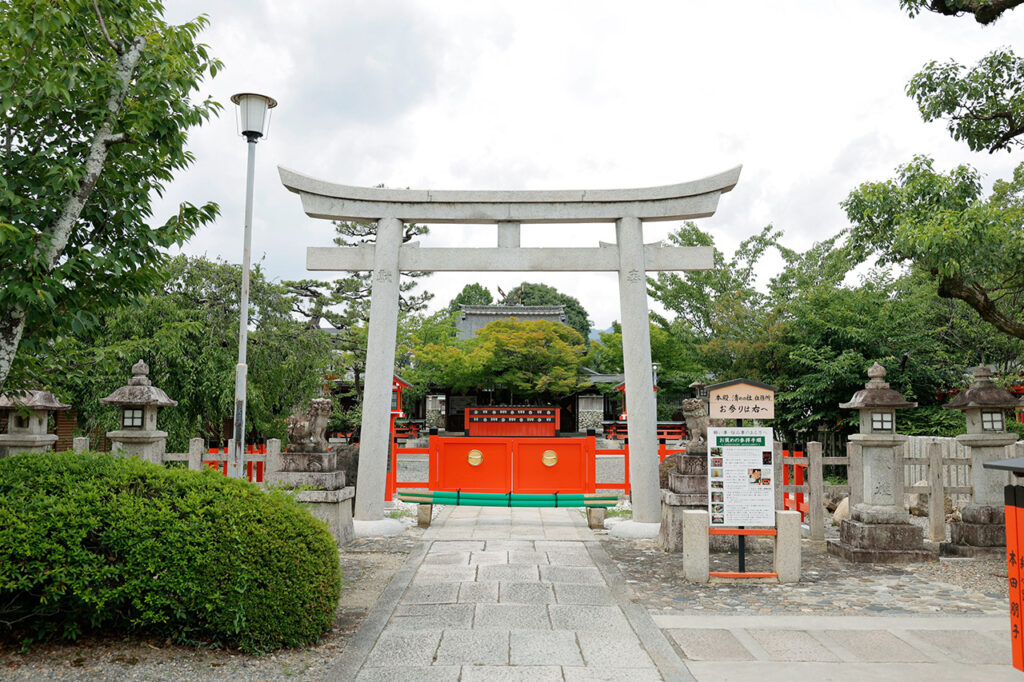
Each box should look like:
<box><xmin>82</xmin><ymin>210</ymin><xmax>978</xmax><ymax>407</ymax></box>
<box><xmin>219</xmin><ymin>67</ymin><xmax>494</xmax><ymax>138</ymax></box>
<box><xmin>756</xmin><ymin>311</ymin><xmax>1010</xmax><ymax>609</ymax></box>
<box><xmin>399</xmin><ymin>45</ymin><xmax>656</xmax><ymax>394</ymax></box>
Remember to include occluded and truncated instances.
<box><xmin>154</xmin><ymin>0</ymin><xmax>1024</xmax><ymax>329</ymax></box>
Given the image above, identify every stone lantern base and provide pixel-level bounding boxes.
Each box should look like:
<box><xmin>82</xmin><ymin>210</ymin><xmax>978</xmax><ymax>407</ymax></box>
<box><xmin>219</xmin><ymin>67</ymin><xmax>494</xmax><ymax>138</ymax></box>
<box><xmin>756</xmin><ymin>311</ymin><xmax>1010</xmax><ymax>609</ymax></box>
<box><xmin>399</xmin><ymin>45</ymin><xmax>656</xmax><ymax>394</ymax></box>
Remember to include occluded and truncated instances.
<box><xmin>106</xmin><ymin>429</ymin><xmax>167</xmax><ymax>465</ymax></box>
<box><xmin>0</xmin><ymin>433</ymin><xmax>59</xmax><ymax>458</ymax></box>
<box><xmin>941</xmin><ymin>504</ymin><xmax>1005</xmax><ymax>557</ymax></box>
<box><xmin>828</xmin><ymin>518</ymin><xmax>936</xmax><ymax>563</ymax></box>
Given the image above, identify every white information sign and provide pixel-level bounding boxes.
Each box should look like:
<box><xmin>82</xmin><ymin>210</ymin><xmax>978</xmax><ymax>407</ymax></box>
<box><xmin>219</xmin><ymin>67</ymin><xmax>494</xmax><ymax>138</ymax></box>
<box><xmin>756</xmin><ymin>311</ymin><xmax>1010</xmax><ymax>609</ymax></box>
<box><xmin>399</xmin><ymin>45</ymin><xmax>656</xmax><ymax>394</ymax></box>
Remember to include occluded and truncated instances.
<box><xmin>706</xmin><ymin>427</ymin><xmax>775</xmax><ymax>527</ymax></box>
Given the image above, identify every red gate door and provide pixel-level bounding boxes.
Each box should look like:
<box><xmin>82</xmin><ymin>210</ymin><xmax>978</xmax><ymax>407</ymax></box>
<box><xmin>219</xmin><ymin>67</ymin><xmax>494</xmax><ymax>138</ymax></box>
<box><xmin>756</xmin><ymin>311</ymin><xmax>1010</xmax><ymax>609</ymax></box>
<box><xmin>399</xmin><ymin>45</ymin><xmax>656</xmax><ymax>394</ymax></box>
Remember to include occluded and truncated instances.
<box><xmin>512</xmin><ymin>438</ymin><xmax>593</xmax><ymax>494</ymax></box>
<box><xmin>432</xmin><ymin>438</ymin><xmax>513</xmax><ymax>493</ymax></box>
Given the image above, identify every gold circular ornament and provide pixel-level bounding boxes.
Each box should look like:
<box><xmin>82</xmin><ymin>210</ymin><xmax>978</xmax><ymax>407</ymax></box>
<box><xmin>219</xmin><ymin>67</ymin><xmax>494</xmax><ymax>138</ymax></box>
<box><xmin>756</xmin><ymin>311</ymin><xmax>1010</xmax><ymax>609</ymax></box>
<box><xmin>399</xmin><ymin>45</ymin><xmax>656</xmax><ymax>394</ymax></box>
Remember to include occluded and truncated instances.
<box><xmin>542</xmin><ymin>450</ymin><xmax>558</xmax><ymax>467</ymax></box>
<box><xmin>467</xmin><ymin>449</ymin><xmax>483</xmax><ymax>466</ymax></box>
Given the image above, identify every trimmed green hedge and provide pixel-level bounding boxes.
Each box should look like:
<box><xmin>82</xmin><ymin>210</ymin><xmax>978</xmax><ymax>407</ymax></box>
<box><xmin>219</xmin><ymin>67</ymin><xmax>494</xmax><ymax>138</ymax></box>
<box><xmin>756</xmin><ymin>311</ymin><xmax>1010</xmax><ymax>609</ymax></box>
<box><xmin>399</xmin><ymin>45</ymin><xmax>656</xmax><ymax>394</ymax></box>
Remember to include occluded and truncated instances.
<box><xmin>0</xmin><ymin>452</ymin><xmax>341</xmax><ymax>653</ymax></box>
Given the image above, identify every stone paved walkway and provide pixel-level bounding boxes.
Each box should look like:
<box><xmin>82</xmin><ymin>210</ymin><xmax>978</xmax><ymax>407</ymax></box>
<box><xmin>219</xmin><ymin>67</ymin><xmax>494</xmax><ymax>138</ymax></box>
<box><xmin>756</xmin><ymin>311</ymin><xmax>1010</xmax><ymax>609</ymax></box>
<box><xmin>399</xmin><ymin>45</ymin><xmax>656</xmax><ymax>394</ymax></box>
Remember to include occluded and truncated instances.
<box><xmin>332</xmin><ymin>507</ymin><xmax>1019</xmax><ymax>681</ymax></box>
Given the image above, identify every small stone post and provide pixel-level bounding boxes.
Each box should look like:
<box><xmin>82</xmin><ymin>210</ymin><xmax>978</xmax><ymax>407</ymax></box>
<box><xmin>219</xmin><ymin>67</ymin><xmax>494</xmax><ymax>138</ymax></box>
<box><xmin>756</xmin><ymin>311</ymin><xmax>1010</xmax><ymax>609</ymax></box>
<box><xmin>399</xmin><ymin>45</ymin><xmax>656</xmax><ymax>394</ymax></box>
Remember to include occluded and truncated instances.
<box><xmin>682</xmin><ymin>509</ymin><xmax>710</xmax><ymax>583</ymax></box>
<box><xmin>927</xmin><ymin>440</ymin><xmax>946</xmax><ymax>543</ymax></box>
<box><xmin>0</xmin><ymin>390</ymin><xmax>71</xmax><ymax>457</ymax></box>
<box><xmin>188</xmin><ymin>438</ymin><xmax>204</xmax><ymax>471</ymax></box>
<box><xmin>807</xmin><ymin>441</ymin><xmax>825</xmax><ymax>542</ymax></box>
<box><xmin>941</xmin><ymin>366</ymin><xmax>1019</xmax><ymax>556</ymax></box>
<box><xmin>72</xmin><ymin>436</ymin><xmax>89</xmax><ymax>453</ymax></box>
<box><xmin>827</xmin><ymin>363</ymin><xmax>934</xmax><ymax>563</ymax></box>
<box><xmin>774</xmin><ymin>510</ymin><xmax>802</xmax><ymax>582</ymax></box>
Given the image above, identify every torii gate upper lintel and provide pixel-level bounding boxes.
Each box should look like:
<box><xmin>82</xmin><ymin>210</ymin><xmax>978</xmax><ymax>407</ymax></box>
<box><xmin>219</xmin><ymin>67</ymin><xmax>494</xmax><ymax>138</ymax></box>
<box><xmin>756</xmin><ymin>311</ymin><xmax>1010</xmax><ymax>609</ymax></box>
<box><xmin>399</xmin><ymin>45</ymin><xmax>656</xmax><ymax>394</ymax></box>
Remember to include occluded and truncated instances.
<box><xmin>279</xmin><ymin>164</ymin><xmax>742</xmax><ymax>529</ymax></box>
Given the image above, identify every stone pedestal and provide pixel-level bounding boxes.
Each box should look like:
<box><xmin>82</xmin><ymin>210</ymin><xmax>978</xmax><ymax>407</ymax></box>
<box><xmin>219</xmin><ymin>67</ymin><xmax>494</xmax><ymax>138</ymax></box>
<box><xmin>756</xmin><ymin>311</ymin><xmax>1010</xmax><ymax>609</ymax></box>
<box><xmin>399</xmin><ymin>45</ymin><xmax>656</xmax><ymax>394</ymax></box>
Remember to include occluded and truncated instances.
<box><xmin>106</xmin><ymin>429</ymin><xmax>168</xmax><ymax>464</ymax></box>
<box><xmin>0</xmin><ymin>432</ymin><xmax>58</xmax><ymax>458</ymax></box>
<box><xmin>828</xmin><ymin>518</ymin><xmax>935</xmax><ymax>563</ymax></box>
<box><xmin>268</xmin><ymin>447</ymin><xmax>355</xmax><ymax>545</ymax></box>
<box><xmin>943</xmin><ymin>504</ymin><xmax>1006</xmax><ymax>557</ymax></box>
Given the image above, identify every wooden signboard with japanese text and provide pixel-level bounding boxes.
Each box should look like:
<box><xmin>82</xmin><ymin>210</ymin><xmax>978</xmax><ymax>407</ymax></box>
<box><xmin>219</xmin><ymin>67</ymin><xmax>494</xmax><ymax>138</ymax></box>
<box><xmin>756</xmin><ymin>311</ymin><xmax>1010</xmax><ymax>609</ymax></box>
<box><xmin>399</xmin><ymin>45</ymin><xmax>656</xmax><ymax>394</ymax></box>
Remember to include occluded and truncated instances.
<box><xmin>708</xmin><ymin>380</ymin><xmax>775</xmax><ymax>420</ymax></box>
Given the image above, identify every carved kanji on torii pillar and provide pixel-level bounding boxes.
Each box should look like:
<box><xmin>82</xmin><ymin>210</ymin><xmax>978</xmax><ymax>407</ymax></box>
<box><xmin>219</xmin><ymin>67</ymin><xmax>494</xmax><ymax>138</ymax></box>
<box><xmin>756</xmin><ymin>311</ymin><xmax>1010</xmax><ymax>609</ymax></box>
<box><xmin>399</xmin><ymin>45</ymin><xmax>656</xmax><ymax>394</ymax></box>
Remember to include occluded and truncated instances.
<box><xmin>279</xmin><ymin>165</ymin><xmax>742</xmax><ymax>529</ymax></box>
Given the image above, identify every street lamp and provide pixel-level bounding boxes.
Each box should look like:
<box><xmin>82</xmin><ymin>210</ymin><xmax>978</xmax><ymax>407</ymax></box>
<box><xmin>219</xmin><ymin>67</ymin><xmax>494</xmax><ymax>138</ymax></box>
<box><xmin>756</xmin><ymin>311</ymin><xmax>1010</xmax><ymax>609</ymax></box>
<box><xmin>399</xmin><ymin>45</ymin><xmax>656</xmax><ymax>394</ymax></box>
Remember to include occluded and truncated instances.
<box><xmin>229</xmin><ymin>92</ymin><xmax>277</xmax><ymax>479</ymax></box>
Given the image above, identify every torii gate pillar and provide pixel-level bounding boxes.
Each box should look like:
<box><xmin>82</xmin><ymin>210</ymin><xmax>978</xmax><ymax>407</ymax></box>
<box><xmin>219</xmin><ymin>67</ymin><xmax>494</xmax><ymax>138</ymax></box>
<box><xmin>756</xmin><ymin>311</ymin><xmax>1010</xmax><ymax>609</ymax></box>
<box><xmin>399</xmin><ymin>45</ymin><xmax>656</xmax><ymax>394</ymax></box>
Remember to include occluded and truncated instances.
<box><xmin>281</xmin><ymin>166</ymin><xmax>742</xmax><ymax>534</ymax></box>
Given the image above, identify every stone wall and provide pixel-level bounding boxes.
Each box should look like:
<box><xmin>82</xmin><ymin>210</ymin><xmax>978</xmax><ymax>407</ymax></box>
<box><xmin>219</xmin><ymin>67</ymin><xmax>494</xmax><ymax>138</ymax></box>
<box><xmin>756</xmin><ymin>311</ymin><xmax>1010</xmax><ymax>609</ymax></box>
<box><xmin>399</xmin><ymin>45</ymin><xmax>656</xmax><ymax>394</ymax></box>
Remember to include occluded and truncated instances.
<box><xmin>577</xmin><ymin>409</ymin><xmax>603</xmax><ymax>433</ymax></box>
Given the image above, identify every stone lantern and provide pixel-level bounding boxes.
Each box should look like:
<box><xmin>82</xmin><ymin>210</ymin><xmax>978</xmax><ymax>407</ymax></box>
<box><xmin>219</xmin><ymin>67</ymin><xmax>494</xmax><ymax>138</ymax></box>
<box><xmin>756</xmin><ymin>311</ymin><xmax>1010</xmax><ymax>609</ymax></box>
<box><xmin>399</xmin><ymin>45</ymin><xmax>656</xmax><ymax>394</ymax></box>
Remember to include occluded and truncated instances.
<box><xmin>100</xmin><ymin>360</ymin><xmax>177</xmax><ymax>464</ymax></box>
<box><xmin>0</xmin><ymin>390</ymin><xmax>71</xmax><ymax>457</ymax></box>
<box><xmin>828</xmin><ymin>362</ymin><xmax>934</xmax><ymax>562</ymax></box>
<box><xmin>942</xmin><ymin>366</ymin><xmax>1019</xmax><ymax>556</ymax></box>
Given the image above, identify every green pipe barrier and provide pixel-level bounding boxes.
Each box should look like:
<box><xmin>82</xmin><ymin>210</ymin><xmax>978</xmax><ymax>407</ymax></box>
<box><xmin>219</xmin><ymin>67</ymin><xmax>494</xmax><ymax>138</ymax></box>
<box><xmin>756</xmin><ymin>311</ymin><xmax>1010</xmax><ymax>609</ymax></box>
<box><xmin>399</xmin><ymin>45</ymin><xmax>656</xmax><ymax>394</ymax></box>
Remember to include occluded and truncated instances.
<box><xmin>425</xmin><ymin>491</ymin><xmax>618</xmax><ymax>503</ymax></box>
<box><xmin>398</xmin><ymin>497</ymin><xmax>617</xmax><ymax>508</ymax></box>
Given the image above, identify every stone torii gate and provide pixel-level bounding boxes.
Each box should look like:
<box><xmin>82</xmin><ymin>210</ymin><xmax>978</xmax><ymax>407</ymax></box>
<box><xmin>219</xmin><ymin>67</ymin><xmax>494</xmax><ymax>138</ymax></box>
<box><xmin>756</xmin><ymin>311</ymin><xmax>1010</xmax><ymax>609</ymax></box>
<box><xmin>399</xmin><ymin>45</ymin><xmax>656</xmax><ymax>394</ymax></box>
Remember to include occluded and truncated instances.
<box><xmin>280</xmin><ymin>165</ymin><xmax>741</xmax><ymax>533</ymax></box>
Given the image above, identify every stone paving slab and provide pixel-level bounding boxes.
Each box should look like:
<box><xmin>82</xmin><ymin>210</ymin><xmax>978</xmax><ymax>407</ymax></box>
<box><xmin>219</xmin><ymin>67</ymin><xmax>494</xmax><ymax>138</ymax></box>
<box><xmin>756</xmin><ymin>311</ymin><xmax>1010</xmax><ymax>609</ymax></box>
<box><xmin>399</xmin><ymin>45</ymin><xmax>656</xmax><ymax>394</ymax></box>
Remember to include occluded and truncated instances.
<box><xmin>389</xmin><ymin>603</ymin><xmax>474</xmax><ymax>630</ymax></box>
<box><xmin>475</xmin><ymin>603</ymin><xmax>551</xmax><ymax>629</ymax></box>
<box><xmin>458</xmin><ymin>580</ymin><xmax>499</xmax><ymax>603</ymax></box>
<box><xmin>665</xmin><ymin>628</ymin><xmax>756</xmax><ymax>661</ymax></box>
<box><xmin>747</xmin><ymin>628</ymin><xmax>840</xmax><ymax>662</ymax></box>
<box><xmin>684</xmin><ymin>661</ymin><xmax>1020</xmax><ymax>681</ymax></box>
<box><xmin>478</xmin><ymin>563</ymin><xmax>541</xmax><ymax>582</ymax></box>
<box><xmin>552</xmin><ymin>582</ymin><xmax>617</xmax><ymax>605</ymax></box>
<box><xmin>823</xmin><ymin>628</ymin><xmax>932</xmax><ymax>662</ymax></box>
<box><xmin>355</xmin><ymin>666</ymin><xmax>461</xmax><ymax>682</ymax></box>
<box><xmin>540</xmin><ymin>565</ymin><xmax>605</xmax><ymax>584</ymax></box>
<box><xmin>510</xmin><ymin>630</ymin><xmax>585</xmax><ymax>665</ymax></box>
<box><xmin>434</xmin><ymin>629</ymin><xmax>509</xmax><ymax>665</ymax></box>
<box><xmin>577</xmin><ymin>631</ymin><xmax>658</xmax><ymax>669</ymax></box>
<box><xmin>460</xmin><ymin>665</ymin><xmax>565</xmax><ymax>681</ymax></box>
<box><xmin>563</xmin><ymin>669</ymin><xmax>666</xmax><ymax>682</ymax></box>
<box><xmin>362</xmin><ymin>630</ymin><xmax>442</xmax><ymax>667</ymax></box>
<box><xmin>500</xmin><ymin>581</ymin><xmax>556</xmax><ymax>604</ymax></box>
<box><xmin>908</xmin><ymin>627</ymin><xmax>1011</xmax><ymax>664</ymax></box>
<box><xmin>549</xmin><ymin>603</ymin><xmax>633</xmax><ymax>632</ymax></box>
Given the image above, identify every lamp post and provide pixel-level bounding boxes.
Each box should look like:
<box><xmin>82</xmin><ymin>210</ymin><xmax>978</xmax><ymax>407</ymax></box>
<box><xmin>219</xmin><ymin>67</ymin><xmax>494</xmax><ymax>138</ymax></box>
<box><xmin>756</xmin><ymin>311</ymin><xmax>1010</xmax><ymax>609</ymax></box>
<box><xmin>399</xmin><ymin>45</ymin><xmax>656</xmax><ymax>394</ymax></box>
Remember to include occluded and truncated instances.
<box><xmin>229</xmin><ymin>92</ymin><xmax>277</xmax><ymax>479</ymax></box>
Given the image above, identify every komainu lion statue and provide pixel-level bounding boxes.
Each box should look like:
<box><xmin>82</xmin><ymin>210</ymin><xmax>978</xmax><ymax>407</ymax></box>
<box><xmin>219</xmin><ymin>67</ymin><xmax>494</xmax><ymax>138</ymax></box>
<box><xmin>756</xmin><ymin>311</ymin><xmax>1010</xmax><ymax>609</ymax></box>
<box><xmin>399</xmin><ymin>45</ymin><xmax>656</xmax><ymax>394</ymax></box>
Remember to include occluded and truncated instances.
<box><xmin>287</xmin><ymin>398</ymin><xmax>332</xmax><ymax>452</ymax></box>
<box><xmin>680</xmin><ymin>398</ymin><xmax>709</xmax><ymax>450</ymax></box>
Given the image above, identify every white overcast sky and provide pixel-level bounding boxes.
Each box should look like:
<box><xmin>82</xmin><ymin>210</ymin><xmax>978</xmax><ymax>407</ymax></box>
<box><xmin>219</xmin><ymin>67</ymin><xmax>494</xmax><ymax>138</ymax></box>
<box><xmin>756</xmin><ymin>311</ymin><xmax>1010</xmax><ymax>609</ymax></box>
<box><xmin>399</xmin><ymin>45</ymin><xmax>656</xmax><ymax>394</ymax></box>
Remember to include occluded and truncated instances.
<box><xmin>157</xmin><ymin>0</ymin><xmax>1023</xmax><ymax>330</ymax></box>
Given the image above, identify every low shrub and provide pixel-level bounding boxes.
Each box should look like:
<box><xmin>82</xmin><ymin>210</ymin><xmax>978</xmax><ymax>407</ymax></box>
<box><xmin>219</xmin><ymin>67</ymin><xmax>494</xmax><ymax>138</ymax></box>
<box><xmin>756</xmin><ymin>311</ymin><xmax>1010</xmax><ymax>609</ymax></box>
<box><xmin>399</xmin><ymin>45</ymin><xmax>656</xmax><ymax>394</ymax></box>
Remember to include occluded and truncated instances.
<box><xmin>0</xmin><ymin>451</ymin><xmax>341</xmax><ymax>653</ymax></box>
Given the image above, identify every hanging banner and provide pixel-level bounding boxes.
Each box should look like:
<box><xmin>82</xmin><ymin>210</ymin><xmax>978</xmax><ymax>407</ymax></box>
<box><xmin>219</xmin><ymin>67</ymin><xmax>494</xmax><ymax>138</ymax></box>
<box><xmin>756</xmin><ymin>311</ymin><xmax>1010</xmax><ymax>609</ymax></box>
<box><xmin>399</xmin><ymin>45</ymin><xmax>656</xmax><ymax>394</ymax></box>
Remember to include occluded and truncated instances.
<box><xmin>707</xmin><ymin>426</ymin><xmax>775</xmax><ymax>527</ymax></box>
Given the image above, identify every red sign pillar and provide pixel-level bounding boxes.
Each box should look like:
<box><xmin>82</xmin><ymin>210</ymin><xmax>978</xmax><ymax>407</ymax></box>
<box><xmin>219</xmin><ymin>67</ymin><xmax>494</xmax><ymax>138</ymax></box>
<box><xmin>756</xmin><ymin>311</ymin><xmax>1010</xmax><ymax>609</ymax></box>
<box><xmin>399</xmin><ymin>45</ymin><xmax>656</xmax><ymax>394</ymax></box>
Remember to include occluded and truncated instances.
<box><xmin>1006</xmin><ymin>485</ymin><xmax>1024</xmax><ymax>671</ymax></box>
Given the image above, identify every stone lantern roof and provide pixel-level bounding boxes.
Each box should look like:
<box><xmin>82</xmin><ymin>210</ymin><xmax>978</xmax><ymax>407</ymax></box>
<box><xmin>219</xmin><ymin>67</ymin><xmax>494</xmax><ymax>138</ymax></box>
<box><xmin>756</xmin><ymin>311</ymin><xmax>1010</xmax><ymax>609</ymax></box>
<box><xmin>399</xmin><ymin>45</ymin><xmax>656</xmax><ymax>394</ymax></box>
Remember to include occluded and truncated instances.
<box><xmin>0</xmin><ymin>390</ymin><xmax>70</xmax><ymax>411</ymax></box>
<box><xmin>100</xmin><ymin>360</ymin><xmax>178</xmax><ymax>407</ymax></box>
<box><xmin>839</xmin><ymin>362</ymin><xmax>917</xmax><ymax>410</ymax></box>
<box><xmin>943</xmin><ymin>366</ymin><xmax>1019</xmax><ymax>412</ymax></box>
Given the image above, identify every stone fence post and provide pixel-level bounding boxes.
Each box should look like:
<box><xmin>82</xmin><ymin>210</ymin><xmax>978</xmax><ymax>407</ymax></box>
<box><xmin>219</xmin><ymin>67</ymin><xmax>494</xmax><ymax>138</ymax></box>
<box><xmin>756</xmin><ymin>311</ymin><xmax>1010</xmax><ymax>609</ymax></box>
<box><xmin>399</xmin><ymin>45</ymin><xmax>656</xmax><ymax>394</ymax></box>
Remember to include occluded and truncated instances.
<box><xmin>72</xmin><ymin>436</ymin><xmax>89</xmax><ymax>453</ymax></box>
<box><xmin>928</xmin><ymin>440</ymin><xmax>946</xmax><ymax>542</ymax></box>
<box><xmin>807</xmin><ymin>441</ymin><xmax>824</xmax><ymax>542</ymax></box>
<box><xmin>265</xmin><ymin>438</ymin><xmax>282</xmax><ymax>478</ymax></box>
<box><xmin>188</xmin><ymin>438</ymin><xmax>204</xmax><ymax>471</ymax></box>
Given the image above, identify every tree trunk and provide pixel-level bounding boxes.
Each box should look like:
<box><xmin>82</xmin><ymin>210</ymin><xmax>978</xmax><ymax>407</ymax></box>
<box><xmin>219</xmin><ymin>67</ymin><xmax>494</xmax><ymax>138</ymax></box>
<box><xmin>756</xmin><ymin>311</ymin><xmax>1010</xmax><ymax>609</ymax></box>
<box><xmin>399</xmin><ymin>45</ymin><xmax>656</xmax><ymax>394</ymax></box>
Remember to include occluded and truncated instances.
<box><xmin>0</xmin><ymin>36</ymin><xmax>146</xmax><ymax>394</ymax></box>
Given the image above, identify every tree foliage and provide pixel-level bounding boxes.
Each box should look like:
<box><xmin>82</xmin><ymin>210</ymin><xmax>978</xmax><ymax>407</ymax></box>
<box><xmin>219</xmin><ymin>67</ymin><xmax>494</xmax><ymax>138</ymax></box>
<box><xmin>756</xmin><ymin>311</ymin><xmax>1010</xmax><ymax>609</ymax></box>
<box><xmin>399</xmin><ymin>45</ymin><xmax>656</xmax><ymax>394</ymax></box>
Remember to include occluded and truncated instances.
<box><xmin>899</xmin><ymin>0</ymin><xmax>1024</xmax><ymax>23</ymax></box>
<box><xmin>446</xmin><ymin>283</ymin><xmax>494</xmax><ymax>313</ymax></box>
<box><xmin>498</xmin><ymin>282</ymin><xmax>593</xmax><ymax>344</ymax></box>
<box><xmin>20</xmin><ymin>256</ymin><xmax>334</xmax><ymax>451</ymax></box>
<box><xmin>0</xmin><ymin>0</ymin><xmax>222</xmax><ymax>393</ymax></box>
<box><xmin>908</xmin><ymin>48</ymin><xmax>1024</xmax><ymax>153</ymax></box>
<box><xmin>843</xmin><ymin>156</ymin><xmax>1024</xmax><ymax>340</ymax></box>
<box><xmin>407</xmin><ymin>319</ymin><xmax>588</xmax><ymax>403</ymax></box>
<box><xmin>285</xmin><ymin>219</ymin><xmax>432</xmax><ymax>406</ymax></box>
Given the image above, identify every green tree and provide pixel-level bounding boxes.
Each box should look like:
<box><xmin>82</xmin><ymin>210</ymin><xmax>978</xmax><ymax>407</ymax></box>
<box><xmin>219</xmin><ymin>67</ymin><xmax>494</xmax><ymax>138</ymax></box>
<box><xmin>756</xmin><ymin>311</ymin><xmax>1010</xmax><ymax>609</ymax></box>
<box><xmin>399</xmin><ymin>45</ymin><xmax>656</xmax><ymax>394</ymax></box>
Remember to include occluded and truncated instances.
<box><xmin>35</xmin><ymin>256</ymin><xmax>333</xmax><ymax>451</ymax></box>
<box><xmin>907</xmin><ymin>48</ymin><xmax>1024</xmax><ymax>153</ymax></box>
<box><xmin>498</xmin><ymin>282</ymin><xmax>593</xmax><ymax>343</ymax></box>
<box><xmin>843</xmin><ymin>156</ymin><xmax>1024</xmax><ymax>340</ymax></box>
<box><xmin>900</xmin><ymin>0</ymin><xmax>1023</xmax><ymax>24</ymax></box>
<box><xmin>408</xmin><ymin>319</ymin><xmax>589</xmax><ymax>404</ymax></box>
<box><xmin>285</xmin><ymin>218</ymin><xmax>432</xmax><ymax>404</ymax></box>
<box><xmin>0</xmin><ymin>1</ymin><xmax>221</xmax><ymax>392</ymax></box>
<box><xmin>446</xmin><ymin>283</ymin><xmax>493</xmax><ymax>313</ymax></box>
